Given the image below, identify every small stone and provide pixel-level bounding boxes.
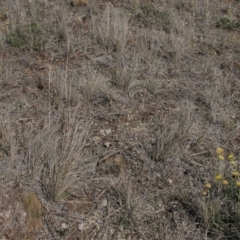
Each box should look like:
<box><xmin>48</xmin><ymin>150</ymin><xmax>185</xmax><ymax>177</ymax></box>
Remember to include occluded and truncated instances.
<box><xmin>105</xmin><ymin>129</ymin><xmax>112</xmax><ymax>135</ymax></box>
<box><xmin>61</xmin><ymin>223</ymin><xmax>68</xmax><ymax>229</ymax></box>
<box><xmin>0</xmin><ymin>236</ymin><xmax>8</xmax><ymax>240</ymax></box>
<box><xmin>99</xmin><ymin>129</ymin><xmax>106</xmax><ymax>136</ymax></box>
<box><xmin>167</xmin><ymin>179</ymin><xmax>173</xmax><ymax>184</ymax></box>
<box><xmin>92</xmin><ymin>136</ymin><xmax>101</xmax><ymax>143</ymax></box>
<box><xmin>78</xmin><ymin>223</ymin><xmax>85</xmax><ymax>231</ymax></box>
<box><xmin>100</xmin><ymin>198</ymin><xmax>108</xmax><ymax>207</ymax></box>
<box><xmin>103</xmin><ymin>141</ymin><xmax>112</xmax><ymax>148</ymax></box>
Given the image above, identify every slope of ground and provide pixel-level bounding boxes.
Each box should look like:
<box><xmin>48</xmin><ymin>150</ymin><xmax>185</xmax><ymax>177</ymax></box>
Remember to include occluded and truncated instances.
<box><xmin>0</xmin><ymin>0</ymin><xmax>240</xmax><ymax>239</ymax></box>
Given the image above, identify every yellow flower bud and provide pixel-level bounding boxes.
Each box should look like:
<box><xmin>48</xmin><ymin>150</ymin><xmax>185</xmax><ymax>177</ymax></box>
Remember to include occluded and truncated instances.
<box><xmin>215</xmin><ymin>174</ymin><xmax>223</xmax><ymax>180</ymax></box>
<box><xmin>236</xmin><ymin>181</ymin><xmax>240</xmax><ymax>187</ymax></box>
<box><xmin>228</xmin><ymin>154</ymin><xmax>234</xmax><ymax>160</ymax></box>
<box><xmin>232</xmin><ymin>171</ymin><xmax>240</xmax><ymax>177</ymax></box>
<box><xmin>230</xmin><ymin>160</ymin><xmax>236</xmax><ymax>166</ymax></box>
<box><xmin>218</xmin><ymin>155</ymin><xmax>225</xmax><ymax>160</ymax></box>
<box><xmin>205</xmin><ymin>182</ymin><xmax>212</xmax><ymax>189</ymax></box>
<box><xmin>222</xmin><ymin>179</ymin><xmax>229</xmax><ymax>186</ymax></box>
<box><xmin>216</xmin><ymin>147</ymin><xmax>224</xmax><ymax>155</ymax></box>
<box><xmin>201</xmin><ymin>188</ymin><xmax>208</xmax><ymax>196</ymax></box>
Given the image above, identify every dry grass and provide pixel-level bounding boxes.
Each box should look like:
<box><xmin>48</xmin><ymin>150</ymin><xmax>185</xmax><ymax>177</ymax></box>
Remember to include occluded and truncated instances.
<box><xmin>0</xmin><ymin>0</ymin><xmax>240</xmax><ymax>239</ymax></box>
<box><xmin>92</xmin><ymin>3</ymin><xmax>130</xmax><ymax>53</ymax></box>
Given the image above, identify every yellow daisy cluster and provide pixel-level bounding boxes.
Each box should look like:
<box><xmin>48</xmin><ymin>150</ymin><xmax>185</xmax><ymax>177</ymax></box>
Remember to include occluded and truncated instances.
<box><xmin>202</xmin><ymin>147</ymin><xmax>239</xmax><ymax>196</ymax></box>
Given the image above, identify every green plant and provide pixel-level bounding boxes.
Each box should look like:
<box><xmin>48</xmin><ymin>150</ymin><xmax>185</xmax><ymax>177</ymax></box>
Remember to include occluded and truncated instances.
<box><xmin>113</xmin><ymin>180</ymin><xmax>135</xmax><ymax>227</ymax></box>
<box><xmin>27</xmin><ymin>22</ymin><xmax>45</xmax><ymax>51</ymax></box>
<box><xmin>6</xmin><ymin>22</ymin><xmax>45</xmax><ymax>51</ymax></box>
<box><xmin>201</xmin><ymin>147</ymin><xmax>240</xmax><ymax>239</ymax></box>
<box><xmin>216</xmin><ymin>17</ymin><xmax>240</xmax><ymax>30</ymax></box>
<box><xmin>132</xmin><ymin>4</ymin><xmax>172</xmax><ymax>33</ymax></box>
<box><xmin>6</xmin><ymin>30</ymin><xmax>26</xmax><ymax>48</ymax></box>
<box><xmin>175</xmin><ymin>1</ymin><xmax>193</xmax><ymax>11</ymax></box>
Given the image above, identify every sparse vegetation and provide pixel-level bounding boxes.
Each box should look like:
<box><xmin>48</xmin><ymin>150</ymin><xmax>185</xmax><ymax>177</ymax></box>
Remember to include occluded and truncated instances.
<box><xmin>216</xmin><ymin>17</ymin><xmax>240</xmax><ymax>30</ymax></box>
<box><xmin>6</xmin><ymin>20</ymin><xmax>46</xmax><ymax>51</ymax></box>
<box><xmin>201</xmin><ymin>148</ymin><xmax>240</xmax><ymax>239</ymax></box>
<box><xmin>0</xmin><ymin>0</ymin><xmax>240</xmax><ymax>239</ymax></box>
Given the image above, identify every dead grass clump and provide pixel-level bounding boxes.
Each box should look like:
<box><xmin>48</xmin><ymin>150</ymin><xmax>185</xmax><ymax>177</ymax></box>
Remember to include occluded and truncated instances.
<box><xmin>150</xmin><ymin>102</ymin><xmax>200</xmax><ymax>162</ymax></box>
<box><xmin>111</xmin><ymin>54</ymin><xmax>140</xmax><ymax>91</ymax></box>
<box><xmin>0</xmin><ymin>118</ymin><xmax>13</xmax><ymax>158</ymax></box>
<box><xmin>203</xmin><ymin>76</ymin><xmax>237</xmax><ymax>129</ymax></box>
<box><xmin>0</xmin><ymin>113</ymin><xmax>33</xmax><ymax>161</ymax></box>
<box><xmin>79</xmin><ymin>70</ymin><xmax>110</xmax><ymax>102</ymax></box>
<box><xmin>39</xmin><ymin>64</ymin><xmax>110</xmax><ymax>106</ymax></box>
<box><xmin>44</xmin><ymin>67</ymin><xmax>78</xmax><ymax>107</ymax></box>
<box><xmin>175</xmin><ymin>0</ymin><xmax>193</xmax><ymax>11</ymax></box>
<box><xmin>91</xmin><ymin>4</ymin><xmax>130</xmax><ymax>53</ymax></box>
<box><xmin>135</xmin><ymin>29</ymin><xmax>162</xmax><ymax>65</ymax></box>
<box><xmin>27</xmin><ymin>111</ymin><xmax>93</xmax><ymax>201</ymax></box>
<box><xmin>112</xmin><ymin>179</ymin><xmax>135</xmax><ymax>227</ymax></box>
<box><xmin>132</xmin><ymin>3</ymin><xmax>172</xmax><ymax>32</ymax></box>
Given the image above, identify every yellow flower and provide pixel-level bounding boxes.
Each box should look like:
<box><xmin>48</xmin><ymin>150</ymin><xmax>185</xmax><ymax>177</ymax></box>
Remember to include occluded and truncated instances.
<box><xmin>222</xmin><ymin>179</ymin><xmax>229</xmax><ymax>186</ymax></box>
<box><xmin>230</xmin><ymin>160</ymin><xmax>236</xmax><ymax>166</ymax></box>
<box><xmin>205</xmin><ymin>182</ymin><xmax>212</xmax><ymax>189</ymax></box>
<box><xmin>236</xmin><ymin>181</ymin><xmax>240</xmax><ymax>187</ymax></box>
<box><xmin>201</xmin><ymin>188</ymin><xmax>208</xmax><ymax>196</ymax></box>
<box><xmin>216</xmin><ymin>147</ymin><xmax>224</xmax><ymax>155</ymax></box>
<box><xmin>215</xmin><ymin>174</ymin><xmax>223</xmax><ymax>180</ymax></box>
<box><xmin>228</xmin><ymin>154</ymin><xmax>234</xmax><ymax>160</ymax></box>
<box><xmin>232</xmin><ymin>171</ymin><xmax>240</xmax><ymax>177</ymax></box>
<box><xmin>218</xmin><ymin>155</ymin><xmax>225</xmax><ymax>160</ymax></box>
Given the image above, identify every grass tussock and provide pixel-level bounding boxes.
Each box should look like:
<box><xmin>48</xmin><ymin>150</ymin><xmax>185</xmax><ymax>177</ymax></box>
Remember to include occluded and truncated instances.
<box><xmin>0</xmin><ymin>0</ymin><xmax>240</xmax><ymax>239</ymax></box>
<box><xmin>26</xmin><ymin>110</ymin><xmax>93</xmax><ymax>201</ymax></box>
<box><xmin>92</xmin><ymin>3</ymin><xmax>130</xmax><ymax>53</ymax></box>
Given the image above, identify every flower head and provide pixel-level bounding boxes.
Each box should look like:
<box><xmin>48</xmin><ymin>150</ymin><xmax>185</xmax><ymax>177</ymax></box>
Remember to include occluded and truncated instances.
<box><xmin>205</xmin><ymin>182</ymin><xmax>212</xmax><ymax>189</ymax></box>
<box><xmin>215</xmin><ymin>174</ymin><xmax>223</xmax><ymax>181</ymax></box>
<box><xmin>232</xmin><ymin>171</ymin><xmax>240</xmax><ymax>177</ymax></box>
<box><xmin>216</xmin><ymin>147</ymin><xmax>224</xmax><ymax>155</ymax></box>
<box><xmin>230</xmin><ymin>160</ymin><xmax>236</xmax><ymax>166</ymax></box>
<box><xmin>201</xmin><ymin>188</ymin><xmax>208</xmax><ymax>196</ymax></box>
<box><xmin>222</xmin><ymin>179</ymin><xmax>229</xmax><ymax>186</ymax></box>
<box><xmin>228</xmin><ymin>154</ymin><xmax>234</xmax><ymax>160</ymax></box>
<box><xmin>218</xmin><ymin>155</ymin><xmax>225</xmax><ymax>161</ymax></box>
<box><xmin>236</xmin><ymin>181</ymin><xmax>240</xmax><ymax>187</ymax></box>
